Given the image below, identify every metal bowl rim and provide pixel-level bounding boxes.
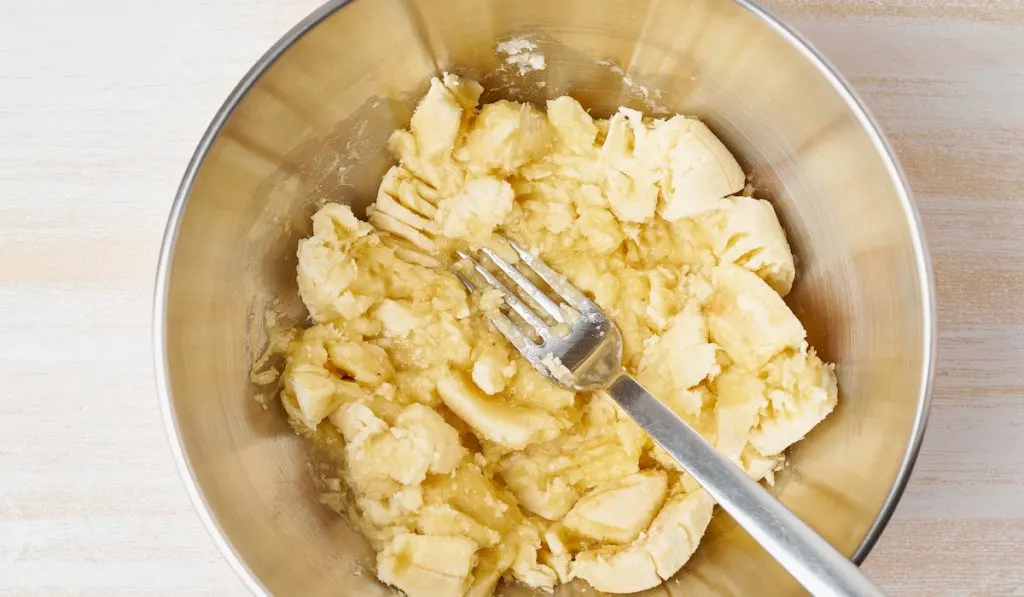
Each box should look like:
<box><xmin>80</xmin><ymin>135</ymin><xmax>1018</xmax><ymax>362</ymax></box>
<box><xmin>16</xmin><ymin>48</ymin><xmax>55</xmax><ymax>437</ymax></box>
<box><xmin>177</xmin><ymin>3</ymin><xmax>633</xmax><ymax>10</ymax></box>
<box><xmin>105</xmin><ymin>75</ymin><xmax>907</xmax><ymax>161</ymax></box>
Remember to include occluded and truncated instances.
<box><xmin>152</xmin><ymin>0</ymin><xmax>936</xmax><ymax>593</ymax></box>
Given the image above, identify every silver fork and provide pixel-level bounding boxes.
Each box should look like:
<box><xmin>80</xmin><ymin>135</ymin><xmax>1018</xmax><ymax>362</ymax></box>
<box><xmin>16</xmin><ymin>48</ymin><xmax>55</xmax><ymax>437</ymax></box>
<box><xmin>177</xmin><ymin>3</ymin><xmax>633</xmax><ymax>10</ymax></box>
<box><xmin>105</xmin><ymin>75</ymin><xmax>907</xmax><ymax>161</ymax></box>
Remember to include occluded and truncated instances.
<box><xmin>455</xmin><ymin>238</ymin><xmax>885</xmax><ymax>597</ymax></box>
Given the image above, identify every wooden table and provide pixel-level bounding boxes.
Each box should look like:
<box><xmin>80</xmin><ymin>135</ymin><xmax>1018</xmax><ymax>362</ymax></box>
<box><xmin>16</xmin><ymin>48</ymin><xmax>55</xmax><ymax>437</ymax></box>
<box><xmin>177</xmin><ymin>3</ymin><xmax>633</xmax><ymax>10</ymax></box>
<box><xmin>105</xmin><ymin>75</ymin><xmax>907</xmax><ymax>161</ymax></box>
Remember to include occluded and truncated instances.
<box><xmin>1</xmin><ymin>0</ymin><xmax>1020</xmax><ymax>594</ymax></box>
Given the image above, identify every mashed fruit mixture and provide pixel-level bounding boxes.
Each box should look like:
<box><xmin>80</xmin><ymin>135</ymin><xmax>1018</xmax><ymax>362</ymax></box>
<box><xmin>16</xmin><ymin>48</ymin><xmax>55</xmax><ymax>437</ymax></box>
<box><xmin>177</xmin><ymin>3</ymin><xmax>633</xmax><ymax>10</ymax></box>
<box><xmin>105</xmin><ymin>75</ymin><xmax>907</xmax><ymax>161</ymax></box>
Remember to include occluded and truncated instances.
<box><xmin>269</xmin><ymin>74</ymin><xmax>837</xmax><ymax>596</ymax></box>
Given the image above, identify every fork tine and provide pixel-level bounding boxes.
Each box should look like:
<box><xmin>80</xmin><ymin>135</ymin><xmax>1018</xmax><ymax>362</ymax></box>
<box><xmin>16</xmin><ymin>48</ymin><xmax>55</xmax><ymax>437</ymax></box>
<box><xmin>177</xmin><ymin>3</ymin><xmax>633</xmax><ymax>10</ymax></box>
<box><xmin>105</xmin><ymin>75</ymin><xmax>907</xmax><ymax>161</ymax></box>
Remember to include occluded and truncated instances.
<box><xmin>489</xmin><ymin>309</ymin><xmax>540</xmax><ymax>353</ymax></box>
<box><xmin>456</xmin><ymin>251</ymin><xmax>550</xmax><ymax>336</ymax></box>
<box><xmin>452</xmin><ymin>267</ymin><xmax>477</xmax><ymax>293</ymax></box>
<box><xmin>479</xmin><ymin>247</ymin><xmax>567</xmax><ymax>323</ymax></box>
<box><xmin>505</xmin><ymin>239</ymin><xmax>590</xmax><ymax>309</ymax></box>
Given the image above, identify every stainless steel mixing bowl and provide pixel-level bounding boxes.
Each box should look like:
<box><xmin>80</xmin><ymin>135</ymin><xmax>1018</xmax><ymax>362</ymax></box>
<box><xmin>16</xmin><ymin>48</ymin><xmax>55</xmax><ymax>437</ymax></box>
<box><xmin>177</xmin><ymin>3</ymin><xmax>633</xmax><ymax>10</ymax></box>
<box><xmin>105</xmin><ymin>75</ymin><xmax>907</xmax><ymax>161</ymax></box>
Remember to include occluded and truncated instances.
<box><xmin>154</xmin><ymin>0</ymin><xmax>935</xmax><ymax>594</ymax></box>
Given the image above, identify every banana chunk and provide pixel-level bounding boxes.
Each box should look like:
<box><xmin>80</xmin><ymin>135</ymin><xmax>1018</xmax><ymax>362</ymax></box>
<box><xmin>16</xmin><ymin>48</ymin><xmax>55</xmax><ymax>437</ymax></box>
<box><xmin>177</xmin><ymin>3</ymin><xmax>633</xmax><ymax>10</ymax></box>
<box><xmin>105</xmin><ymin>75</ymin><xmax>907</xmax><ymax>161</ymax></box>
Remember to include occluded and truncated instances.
<box><xmin>637</xmin><ymin>303</ymin><xmax>720</xmax><ymax>418</ymax></box>
<box><xmin>435</xmin><ymin>176</ymin><xmax>515</xmax><ymax>246</ymax></box>
<box><xmin>458</xmin><ymin>100</ymin><xmax>554</xmax><ymax>174</ymax></box>
<box><xmin>500</xmin><ymin>454</ymin><xmax>581</xmax><ymax>520</ymax></box>
<box><xmin>376</xmin><ymin>533</ymin><xmax>479</xmax><ymax>597</ymax></box>
<box><xmin>422</xmin><ymin>464</ymin><xmax>522</xmax><ymax>536</ymax></box>
<box><xmin>702</xmin><ymin>195</ymin><xmax>796</xmax><ymax>295</ymax></box>
<box><xmin>499</xmin><ymin>396</ymin><xmax>646</xmax><ymax>519</ymax></box>
<box><xmin>714</xmin><ymin>366</ymin><xmax>767</xmax><ymax>461</ymax></box>
<box><xmin>563</xmin><ymin>470</ymin><xmax>668</xmax><ymax>544</ymax></box>
<box><xmin>296</xmin><ymin>203</ymin><xmax>378</xmax><ymax>322</ymax></box>
<box><xmin>600</xmin><ymin>110</ymin><xmax>659</xmax><ymax>224</ymax></box>
<box><xmin>409</xmin><ymin>77</ymin><xmax>465</xmax><ymax>160</ymax></box>
<box><xmin>282</xmin><ymin>324</ymin><xmax>387</xmax><ymax>429</ymax></box>
<box><xmin>546</xmin><ymin>96</ymin><xmax>598</xmax><ymax>153</ymax></box>
<box><xmin>332</xmin><ymin>401</ymin><xmax>465</xmax><ymax>490</ymax></box>
<box><xmin>656</xmin><ymin>118</ymin><xmax>745</xmax><ymax>220</ymax></box>
<box><xmin>370</xmin><ymin>299</ymin><xmax>424</xmax><ymax>340</ymax></box>
<box><xmin>707</xmin><ymin>263</ymin><xmax>806</xmax><ymax>370</ymax></box>
<box><xmin>506</xmin><ymin>362</ymin><xmax>576</xmax><ymax>412</ymax></box>
<box><xmin>469</xmin><ymin>334</ymin><xmax>518</xmax><ymax>396</ymax></box>
<box><xmin>570</xmin><ymin>489</ymin><xmax>715</xmax><ymax>593</ymax></box>
<box><xmin>394</xmin><ymin>403</ymin><xmax>467</xmax><ymax>475</ymax></box>
<box><xmin>749</xmin><ymin>349</ymin><xmax>839</xmax><ymax>455</ymax></box>
<box><xmin>389</xmin><ymin>74</ymin><xmax>481</xmax><ymax>190</ymax></box>
<box><xmin>437</xmin><ymin>371</ymin><xmax>563</xmax><ymax>450</ymax></box>
<box><xmin>356</xmin><ymin>485</ymin><xmax>424</xmax><ymax>530</ymax></box>
<box><xmin>471</xmin><ymin>355</ymin><xmax>512</xmax><ymax>395</ymax></box>
<box><xmin>416</xmin><ymin>503</ymin><xmax>501</xmax><ymax>547</ymax></box>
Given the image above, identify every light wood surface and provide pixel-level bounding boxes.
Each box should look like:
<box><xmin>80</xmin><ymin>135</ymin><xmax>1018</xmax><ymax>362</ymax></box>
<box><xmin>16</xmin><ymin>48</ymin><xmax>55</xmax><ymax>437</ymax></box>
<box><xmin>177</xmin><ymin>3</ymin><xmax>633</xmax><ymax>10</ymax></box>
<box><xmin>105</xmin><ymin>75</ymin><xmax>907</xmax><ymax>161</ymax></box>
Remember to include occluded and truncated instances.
<box><xmin>1</xmin><ymin>0</ymin><xmax>1020</xmax><ymax>595</ymax></box>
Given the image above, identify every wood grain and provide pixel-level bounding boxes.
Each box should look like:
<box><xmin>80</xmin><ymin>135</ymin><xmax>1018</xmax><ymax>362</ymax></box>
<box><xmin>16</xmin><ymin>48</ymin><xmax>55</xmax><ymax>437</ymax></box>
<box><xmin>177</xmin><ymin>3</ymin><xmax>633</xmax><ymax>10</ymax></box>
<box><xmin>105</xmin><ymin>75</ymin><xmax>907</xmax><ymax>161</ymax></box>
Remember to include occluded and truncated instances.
<box><xmin>1</xmin><ymin>0</ymin><xmax>1021</xmax><ymax>595</ymax></box>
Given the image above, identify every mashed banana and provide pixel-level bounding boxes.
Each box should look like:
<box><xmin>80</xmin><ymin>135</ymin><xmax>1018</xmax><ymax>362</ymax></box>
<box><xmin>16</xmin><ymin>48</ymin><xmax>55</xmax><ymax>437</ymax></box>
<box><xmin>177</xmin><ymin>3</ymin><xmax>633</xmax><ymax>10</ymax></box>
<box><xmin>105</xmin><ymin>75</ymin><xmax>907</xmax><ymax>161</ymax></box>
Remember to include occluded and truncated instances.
<box><xmin>267</xmin><ymin>74</ymin><xmax>838</xmax><ymax>596</ymax></box>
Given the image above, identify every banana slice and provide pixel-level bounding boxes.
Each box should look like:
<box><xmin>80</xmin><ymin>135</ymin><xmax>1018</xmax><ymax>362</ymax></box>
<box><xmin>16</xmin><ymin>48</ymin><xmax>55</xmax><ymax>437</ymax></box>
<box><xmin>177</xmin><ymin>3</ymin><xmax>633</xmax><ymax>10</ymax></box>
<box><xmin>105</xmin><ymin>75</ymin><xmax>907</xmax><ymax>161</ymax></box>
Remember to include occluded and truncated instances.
<box><xmin>394</xmin><ymin>368</ymin><xmax>442</xmax><ymax>407</ymax></box>
<box><xmin>376</xmin><ymin>533</ymin><xmax>478</xmax><ymax>597</ymax></box>
<box><xmin>357</xmin><ymin>428</ymin><xmax>433</xmax><ymax>488</ymax></box>
<box><xmin>714</xmin><ymin>365</ymin><xmax>768</xmax><ymax>461</ymax></box>
<box><xmin>506</xmin><ymin>360</ymin><xmax>576</xmax><ymax>412</ymax></box>
<box><xmin>469</xmin><ymin>323</ymin><xmax>516</xmax><ymax>398</ymax></box>
<box><xmin>370</xmin><ymin>299</ymin><xmax>424</xmax><ymax>340</ymax></box>
<box><xmin>563</xmin><ymin>470</ymin><xmax>668</xmax><ymax>544</ymax></box>
<box><xmin>394</xmin><ymin>403</ymin><xmax>466</xmax><ymax>475</ymax></box>
<box><xmin>409</xmin><ymin>77</ymin><xmax>465</xmax><ymax>159</ymax></box>
<box><xmin>570</xmin><ymin>489</ymin><xmax>715</xmax><ymax>593</ymax></box>
<box><xmin>416</xmin><ymin>503</ymin><xmax>501</xmax><ymax>547</ymax></box>
<box><xmin>500</xmin><ymin>453</ymin><xmax>581</xmax><ymax>520</ymax></box>
<box><xmin>606</xmin><ymin>168</ymin><xmax>659</xmax><ymax>224</ymax></box>
<box><xmin>636</xmin><ymin>303</ymin><xmax>720</xmax><ymax>418</ymax></box>
<box><xmin>498</xmin><ymin>396</ymin><xmax>646</xmax><ymax>520</ymax></box>
<box><xmin>435</xmin><ymin>176</ymin><xmax>515</xmax><ymax>246</ymax></box>
<box><xmin>437</xmin><ymin>371</ymin><xmax>564</xmax><ymax>450</ymax></box>
<box><xmin>387</xmin><ymin>74</ymin><xmax>481</xmax><ymax>193</ymax></box>
<box><xmin>368</xmin><ymin>204</ymin><xmax>437</xmax><ymax>254</ymax></box>
<box><xmin>706</xmin><ymin>263</ymin><xmax>806</xmax><ymax>370</ymax></box>
<box><xmin>749</xmin><ymin>348</ymin><xmax>838</xmax><ymax>455</ymax></box>
<box><xmin>384</xmin><ymin>316</ymin><xmax>473</xmax><ymax>372</ymax></box>
<box><xmin>702</xmin><ymin>195</ymin><xmax>796</xmax><ymax>295</ymax></box>
<box><xmin>655</xmin><ymin>117</ymin><xmax>745</xmax><ymax>220</ymax></box>
<box><xmin>422</xmin><ymin>464</ymin><xmax>522</xmax><ymax>536</ymax></box>
<box><xmin>440</xmin><ymin>72</ymin><xmax>485</xmax><ymax>112</ymax></box>
<box><xmin>324</xmin><ymin>339</ymin><xmax>393</xmax><ymax>385</ymax></box>
<box><xmin>641</xmin><ymin>488</ymin><xmax>716</xmax><ymax>581</ymax></box>
<box><xmin>284</xmin><ymin>371</ymin><xmax>349</xmax><ymax>430</ymax></box>
<box><xmin>457</xmin><ymin>100</ymin><xmax>554</xmax><ymax>174</ymax></box>
<box><xmin>331</xmin><ymin>401</ymin><xmax>387</xmax><ymax>444</ymax></box>
<box><xmin>379</xmin><ymin>165</ymin><xmax>440</xmax><ymax>219</ymax></box>
<box><xmin>575</xmin><ymin>546</ymin><xmax>657</xmax><ymax>593</ymax></box>
<box><xmin>296</xmin><ymin>203</ymin><xmax>378</xmax><ymax>322</ymax></box>
<box><xmin>356</xmin><ymin>485</ymin><xmax>424</xmax><ymax>530</ymax></box>
<box><xmin>546</xmin><ymin>96</ymin><xmax>598</xmax><ymax>153</ymax></box>
<box><xmin>374</xmin><ymin>189</ymin><xmax>438</xmax><ymax>237</ymax></box>
<box><xmin>332</xmin><ymin>401</ymin><xmax>465</xmax><ymax>489</ymax></box>
<box><xmin>600</xmin><ymin>110</ymin><xmax>635</xmax><ymax>164</ymax></box>
<box><xmin>282</xmin><ymin>324</ymin><xmax>382</xmax><ymax>429</ymax></box>
<box><xmin>599</xmin><ymin>110</ymin><xmax>659</xmax><ymax>224</ymax></box>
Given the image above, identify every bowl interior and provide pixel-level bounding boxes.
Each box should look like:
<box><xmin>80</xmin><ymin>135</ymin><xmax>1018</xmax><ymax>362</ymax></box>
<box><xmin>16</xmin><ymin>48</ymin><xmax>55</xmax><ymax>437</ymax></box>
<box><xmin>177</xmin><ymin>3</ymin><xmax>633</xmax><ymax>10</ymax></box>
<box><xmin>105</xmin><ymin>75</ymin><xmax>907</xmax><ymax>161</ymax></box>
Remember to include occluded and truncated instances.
<box><xmin>158</xmin><ymin>0</ymin><xmax>932</xmax><ymax>594</ymax></box>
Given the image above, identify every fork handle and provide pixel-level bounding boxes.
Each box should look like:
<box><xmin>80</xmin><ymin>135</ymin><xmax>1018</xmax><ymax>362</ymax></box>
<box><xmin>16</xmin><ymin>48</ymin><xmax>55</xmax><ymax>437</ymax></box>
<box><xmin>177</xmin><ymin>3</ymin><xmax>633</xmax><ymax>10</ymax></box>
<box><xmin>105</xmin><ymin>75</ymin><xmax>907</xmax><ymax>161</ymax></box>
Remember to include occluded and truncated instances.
<box><xmin>605</xmin><ymin>373</ymin><xmax>886</xmax><ymax>597</ymax></box>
